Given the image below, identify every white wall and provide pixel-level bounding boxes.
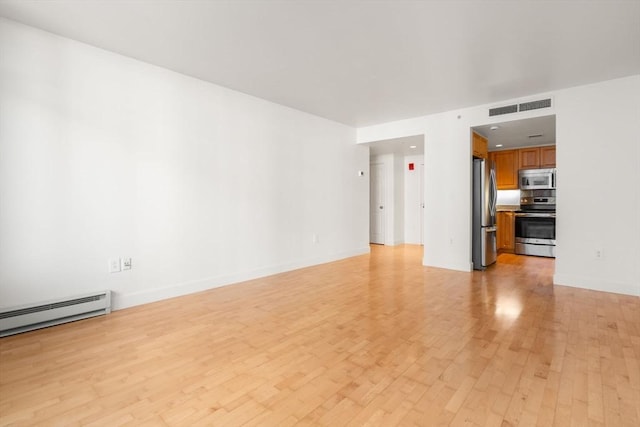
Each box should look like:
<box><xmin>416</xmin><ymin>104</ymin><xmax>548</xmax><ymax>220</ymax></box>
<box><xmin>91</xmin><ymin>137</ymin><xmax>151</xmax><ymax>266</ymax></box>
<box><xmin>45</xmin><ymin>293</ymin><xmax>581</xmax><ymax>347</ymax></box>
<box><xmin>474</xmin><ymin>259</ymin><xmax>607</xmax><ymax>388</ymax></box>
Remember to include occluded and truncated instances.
<box><xmin>404</xmin><ymin>155</ymin><xmax>424</xmax><ymax>244</ymax></box>
<box><xmin>358</xmin><ymin>75</ymin><xmax>640</xmax><ymax>296</ymax></box>
<box><xmin>0</xmin><ymin>19</ymin><xmax>370</xmax><ymax>310</ymax></box>
<box><xmin>553</xmin><ymin>77</ymin><xmax>640</xmax><ymax>296</ymax></box>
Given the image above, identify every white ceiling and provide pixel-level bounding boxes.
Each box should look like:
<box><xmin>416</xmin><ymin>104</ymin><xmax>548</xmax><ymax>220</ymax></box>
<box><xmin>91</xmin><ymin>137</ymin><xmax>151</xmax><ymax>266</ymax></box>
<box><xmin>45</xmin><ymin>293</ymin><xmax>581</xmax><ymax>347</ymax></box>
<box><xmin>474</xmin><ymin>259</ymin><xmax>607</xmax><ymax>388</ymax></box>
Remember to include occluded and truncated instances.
<box><xmin>0</xmin><ymin>1</ymin><xmax>639</xmax><ymax>127</ymax></box>
<box><xmin>366</xmin><ymin>135</ymin><xmax>424</xmax><ymax>156</ymax></box>
<box><xmin>474</xmin><ymin>115</ymin><xmax>556</xmax><ymax>151</ymax></box>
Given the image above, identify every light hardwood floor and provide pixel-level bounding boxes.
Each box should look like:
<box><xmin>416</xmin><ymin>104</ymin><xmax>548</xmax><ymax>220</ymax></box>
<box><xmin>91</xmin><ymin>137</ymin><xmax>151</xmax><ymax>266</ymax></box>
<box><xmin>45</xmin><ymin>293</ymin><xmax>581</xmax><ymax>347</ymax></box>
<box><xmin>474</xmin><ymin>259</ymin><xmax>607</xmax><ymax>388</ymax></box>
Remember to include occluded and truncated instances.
<box><xmin>1</xmin><ymin>245</ymin><xmax>639</xmax><ymax>426</ymax></box>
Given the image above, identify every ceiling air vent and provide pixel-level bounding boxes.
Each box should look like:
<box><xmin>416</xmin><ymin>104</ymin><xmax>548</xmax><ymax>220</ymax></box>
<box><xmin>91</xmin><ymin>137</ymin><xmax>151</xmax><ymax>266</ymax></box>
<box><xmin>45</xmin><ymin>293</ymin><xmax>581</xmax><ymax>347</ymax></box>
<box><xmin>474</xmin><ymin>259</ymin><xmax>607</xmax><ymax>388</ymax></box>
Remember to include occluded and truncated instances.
<box><xmin>519</xmin><ymin>98</ymin><xmax>552</xmax><ymax>112</ymax></box>
<box><xmin>489</xmin><ymin>104</ymin><xmax>518</xmax><ymax>117</ymax></box>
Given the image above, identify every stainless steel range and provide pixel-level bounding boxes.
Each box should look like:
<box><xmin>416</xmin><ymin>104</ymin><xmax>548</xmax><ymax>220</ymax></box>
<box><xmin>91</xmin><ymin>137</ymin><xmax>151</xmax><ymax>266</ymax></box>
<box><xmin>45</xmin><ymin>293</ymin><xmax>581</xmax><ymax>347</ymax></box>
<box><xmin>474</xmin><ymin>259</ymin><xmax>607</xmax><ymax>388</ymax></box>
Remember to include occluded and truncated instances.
<box><xmin>515</xmin><ymin>189</ymin><xmax>556</xmax><ymax>257</ymax></box>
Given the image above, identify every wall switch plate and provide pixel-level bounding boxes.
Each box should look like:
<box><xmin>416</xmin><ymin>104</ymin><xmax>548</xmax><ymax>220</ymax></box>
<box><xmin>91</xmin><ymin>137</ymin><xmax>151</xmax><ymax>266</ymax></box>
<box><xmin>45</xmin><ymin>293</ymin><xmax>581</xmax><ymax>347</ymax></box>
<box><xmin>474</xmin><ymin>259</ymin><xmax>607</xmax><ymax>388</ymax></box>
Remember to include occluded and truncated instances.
<box><xmin>109</xmin><ymin>258</ymin><xmax>121</xmax><ymax>273</ymax></box>
<box><xmin>121</xmin><ymin>257</ymin><xmax>132</xmax><ymax>270</ymax></box>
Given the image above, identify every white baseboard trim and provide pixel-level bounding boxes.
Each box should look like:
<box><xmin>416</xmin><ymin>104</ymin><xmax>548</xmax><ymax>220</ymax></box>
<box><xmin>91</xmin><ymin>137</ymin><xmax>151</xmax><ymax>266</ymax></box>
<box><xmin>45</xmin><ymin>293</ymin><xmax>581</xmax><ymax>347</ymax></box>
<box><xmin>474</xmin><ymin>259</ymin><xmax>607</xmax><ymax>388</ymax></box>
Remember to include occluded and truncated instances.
<box><xmin>553</xmin><ymin>274</ymin><xmax>640</xmax><ymax>297</ymax></box>
<box><xmin>422</xmin><ymin>257</ymin><xmax>473</xmax><ymax>273</ymax></box>
<box><xmin>112</xmin><ymin>246</ymin><xmax>371</xmax><ymax>310</ymax></box>
<box><xmin>385</xmin><ymin>240</ymin><xmax>421</xmax><ymax>246</ymax></box>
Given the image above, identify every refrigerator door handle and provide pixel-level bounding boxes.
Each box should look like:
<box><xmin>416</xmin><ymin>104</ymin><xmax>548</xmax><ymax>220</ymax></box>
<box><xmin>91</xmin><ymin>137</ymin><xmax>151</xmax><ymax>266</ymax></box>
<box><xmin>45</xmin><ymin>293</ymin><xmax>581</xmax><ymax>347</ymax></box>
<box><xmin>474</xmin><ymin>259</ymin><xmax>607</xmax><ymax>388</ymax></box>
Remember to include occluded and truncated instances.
<box><xmin>489</xmin><ymin>167</ymin><xmax>497</xmax><ymax>218</ymax></box>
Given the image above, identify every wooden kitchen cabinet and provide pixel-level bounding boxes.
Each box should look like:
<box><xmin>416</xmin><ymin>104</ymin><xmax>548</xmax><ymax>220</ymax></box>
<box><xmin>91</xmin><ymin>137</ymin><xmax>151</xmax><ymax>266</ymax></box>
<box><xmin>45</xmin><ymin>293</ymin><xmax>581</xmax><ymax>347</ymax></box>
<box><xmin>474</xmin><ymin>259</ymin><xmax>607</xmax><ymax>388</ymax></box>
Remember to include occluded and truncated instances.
<box><xmin>496</xmin><ymin>211</ymin><xmax>515</xmax><ymax>253</ymax></box>
<box><xmin>540</xmin><ymin>146</ymin><xmax>556</xmax><ymax>167</ymax></box>
<box><xmin>490</xmin><ymin>150</ymin><xmax>518</xmax><ymax>190</ymax></box>
<box><xmin>519</xmin><ymin>146</ymin><xmax>556</xmax><ymax>169</ymax></box>
<box><xmin>519</xmin><ymin>147</ymin><xmax>540</xmax><ymax>169</ymax></box>
<box><xmin>472</xmin><ymin>132</ymin><xmax>488</xmax><ymax>159</ymax></box>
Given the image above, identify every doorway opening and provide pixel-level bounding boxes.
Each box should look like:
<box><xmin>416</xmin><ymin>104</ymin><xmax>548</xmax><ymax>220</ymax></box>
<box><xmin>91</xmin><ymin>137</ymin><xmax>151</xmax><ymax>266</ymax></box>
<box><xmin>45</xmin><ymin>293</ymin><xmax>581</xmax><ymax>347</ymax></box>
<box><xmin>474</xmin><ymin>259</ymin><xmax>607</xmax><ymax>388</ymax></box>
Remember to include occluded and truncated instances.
<box><xmin>471</xmin><ymin>114</ymin><xmax>557</xmax><ymax>271</ymax></box>
<box><xmin>363</xmin><ymin>135</ymin><xmax>425</xmax><ymax>250</ymax></box>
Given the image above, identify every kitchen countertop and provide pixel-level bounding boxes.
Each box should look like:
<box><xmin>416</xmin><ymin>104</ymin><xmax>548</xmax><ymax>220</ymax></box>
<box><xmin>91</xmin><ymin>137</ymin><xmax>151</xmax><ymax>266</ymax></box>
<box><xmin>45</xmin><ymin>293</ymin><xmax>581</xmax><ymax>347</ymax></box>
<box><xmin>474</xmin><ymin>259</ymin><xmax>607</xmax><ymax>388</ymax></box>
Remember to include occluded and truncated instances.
<box><xmin>497</xmin><ymin>205</ymin><xmax>519</xmax><ymax>212</ymax></box>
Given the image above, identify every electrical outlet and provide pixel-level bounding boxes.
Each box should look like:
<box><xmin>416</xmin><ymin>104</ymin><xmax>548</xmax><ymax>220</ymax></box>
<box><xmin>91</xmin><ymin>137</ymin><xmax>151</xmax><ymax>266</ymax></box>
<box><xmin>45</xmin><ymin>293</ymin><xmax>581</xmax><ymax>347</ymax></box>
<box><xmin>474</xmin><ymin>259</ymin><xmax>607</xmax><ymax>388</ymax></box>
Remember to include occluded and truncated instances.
<box><xmin>108</xmin><ymin>258</ymin><xmax>121</xmax><ymax>273</ymax></box>
<box><xmin>594</xmin><ymin>249</ymin><xmax>604</xmax><ymax>259</ymax></box>
<box><xmin>312</xmin><ymin>233</ymin><xmax>319</xmax><ymax>244</ymax></box>
<box><xmin>121</xmin><ymin>257</ymin><xmax>132</xmax><ymax>270</ymax></box>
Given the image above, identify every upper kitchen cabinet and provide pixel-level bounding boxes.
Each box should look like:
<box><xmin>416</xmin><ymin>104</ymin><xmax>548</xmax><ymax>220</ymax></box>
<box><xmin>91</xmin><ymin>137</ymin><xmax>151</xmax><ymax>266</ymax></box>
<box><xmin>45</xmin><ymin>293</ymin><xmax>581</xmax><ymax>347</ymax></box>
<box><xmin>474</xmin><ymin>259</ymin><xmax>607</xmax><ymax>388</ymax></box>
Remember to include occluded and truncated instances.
<box><xmin>490</xmin><ymin>150</ymin><xmax>518</xmax><ymax>190</ymax></box>
<box><xmin>519</xmin><ymin>146</ymin><xmax>556</xmax><ymax>169</ymax></box>
<box><xmin>472</xmin><ymin>132</ymin><xmax>488</xmax><ymax>159</ymax></box>
<box><xmin>519</xmin><ymin>147</ymin><xmax>540</xmax><ymax>169</ymax></box>
<box><xmin>540</xmin><ymin>146</ymin><xmax>556</xmax><ymax>167</ymax></box>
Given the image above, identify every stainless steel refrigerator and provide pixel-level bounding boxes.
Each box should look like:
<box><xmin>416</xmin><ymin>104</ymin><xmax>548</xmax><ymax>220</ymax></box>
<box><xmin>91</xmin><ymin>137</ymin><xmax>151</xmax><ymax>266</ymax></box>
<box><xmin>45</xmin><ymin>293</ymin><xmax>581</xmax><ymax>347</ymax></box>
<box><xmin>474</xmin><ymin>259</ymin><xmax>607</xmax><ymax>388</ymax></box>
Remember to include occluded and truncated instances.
<box><xmin>473</xmin><ymin>158</ymin><xmax>497</xmax><ymax>270</ymax></box>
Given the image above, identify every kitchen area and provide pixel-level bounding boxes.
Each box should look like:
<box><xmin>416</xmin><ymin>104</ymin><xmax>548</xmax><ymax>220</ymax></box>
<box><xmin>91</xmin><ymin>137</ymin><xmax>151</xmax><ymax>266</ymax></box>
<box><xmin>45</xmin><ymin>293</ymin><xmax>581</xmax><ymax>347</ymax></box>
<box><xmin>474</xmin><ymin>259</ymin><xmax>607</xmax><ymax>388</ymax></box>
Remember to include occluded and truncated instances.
<box><xmin>472</xmin><ymin>115</ymin><xmax>556</xmax><ymax>270</ymax></box>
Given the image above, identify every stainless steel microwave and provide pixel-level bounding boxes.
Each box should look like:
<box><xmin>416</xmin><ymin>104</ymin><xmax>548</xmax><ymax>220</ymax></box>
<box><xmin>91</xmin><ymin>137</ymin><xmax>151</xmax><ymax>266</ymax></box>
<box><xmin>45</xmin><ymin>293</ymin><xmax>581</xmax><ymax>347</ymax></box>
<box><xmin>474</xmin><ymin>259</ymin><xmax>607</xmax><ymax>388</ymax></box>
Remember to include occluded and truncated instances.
<box><xmin>519</xmin><ymin>168</ymin><xmax>556</xmax><ymax>190</ymax></box>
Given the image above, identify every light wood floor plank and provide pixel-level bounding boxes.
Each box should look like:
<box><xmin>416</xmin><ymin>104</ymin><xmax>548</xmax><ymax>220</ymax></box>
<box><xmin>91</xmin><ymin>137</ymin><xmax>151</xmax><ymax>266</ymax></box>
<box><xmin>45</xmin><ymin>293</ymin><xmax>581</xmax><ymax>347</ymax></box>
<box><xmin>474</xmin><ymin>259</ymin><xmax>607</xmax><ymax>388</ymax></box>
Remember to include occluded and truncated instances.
<box><xmin>1</xmin><ymin>245</ymin><xmax>639</xmax><ymax>426</ymax></box>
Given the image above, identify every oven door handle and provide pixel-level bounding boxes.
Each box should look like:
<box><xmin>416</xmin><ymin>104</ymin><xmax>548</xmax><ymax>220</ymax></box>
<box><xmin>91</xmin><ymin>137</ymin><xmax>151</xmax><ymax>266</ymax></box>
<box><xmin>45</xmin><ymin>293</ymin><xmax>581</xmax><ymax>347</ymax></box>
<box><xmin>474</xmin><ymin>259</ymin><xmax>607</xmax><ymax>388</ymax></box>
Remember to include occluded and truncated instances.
<box><xmin>515</xmin><ymin>213</ymin><xmax>556</xmax><ymax>218</ymax></box>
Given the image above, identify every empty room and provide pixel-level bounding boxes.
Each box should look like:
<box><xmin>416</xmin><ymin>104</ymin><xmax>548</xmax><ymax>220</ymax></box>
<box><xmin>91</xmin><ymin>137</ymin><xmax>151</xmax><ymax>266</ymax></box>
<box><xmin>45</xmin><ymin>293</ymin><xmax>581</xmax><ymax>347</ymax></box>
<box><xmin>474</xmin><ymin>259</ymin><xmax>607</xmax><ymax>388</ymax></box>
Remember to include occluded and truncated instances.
<box><xmin>0</xmin><ymin>1</ymin><xmax>639</xmax><ymax>426</ymax></box>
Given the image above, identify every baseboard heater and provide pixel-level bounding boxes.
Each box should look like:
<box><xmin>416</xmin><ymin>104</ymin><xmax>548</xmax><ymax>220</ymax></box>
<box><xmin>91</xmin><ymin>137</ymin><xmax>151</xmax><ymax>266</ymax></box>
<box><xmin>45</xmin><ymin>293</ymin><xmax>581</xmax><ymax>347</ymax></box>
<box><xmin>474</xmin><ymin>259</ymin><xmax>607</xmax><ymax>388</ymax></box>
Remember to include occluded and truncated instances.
<box><xmin>0</xmin><ymin>290</ymin><xmax>111</xmax><ymax>337</ymax></box>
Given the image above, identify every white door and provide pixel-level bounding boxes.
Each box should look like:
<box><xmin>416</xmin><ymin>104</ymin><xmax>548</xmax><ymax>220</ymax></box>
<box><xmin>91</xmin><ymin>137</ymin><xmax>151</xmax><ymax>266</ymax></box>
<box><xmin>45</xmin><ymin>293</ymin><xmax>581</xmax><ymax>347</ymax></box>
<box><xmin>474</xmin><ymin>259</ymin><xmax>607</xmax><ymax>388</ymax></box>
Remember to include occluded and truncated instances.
<box><xmin>370</xmin><ymin>163</ymin><xmax>385</xmax><ymax>244</ymax></box>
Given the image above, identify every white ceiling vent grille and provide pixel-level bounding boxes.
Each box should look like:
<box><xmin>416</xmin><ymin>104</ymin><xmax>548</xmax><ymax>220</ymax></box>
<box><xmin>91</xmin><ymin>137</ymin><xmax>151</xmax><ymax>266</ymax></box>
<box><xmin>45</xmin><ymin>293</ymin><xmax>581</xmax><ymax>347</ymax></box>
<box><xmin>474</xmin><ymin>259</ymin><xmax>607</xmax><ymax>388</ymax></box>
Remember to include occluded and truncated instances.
<box><xmin>519</xmin><ymin>98</ymin><xmax>552</xmax><ymax>112</ymax></box>
<box><xmin>489</xmin><ymin>97</ymin><xmax>553</xmax><ymax>117</ymax></box>
<box><xmin>489</xmin><ymin>104</ymin><xmax>518</xmax><ymax>116</ymax></box>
